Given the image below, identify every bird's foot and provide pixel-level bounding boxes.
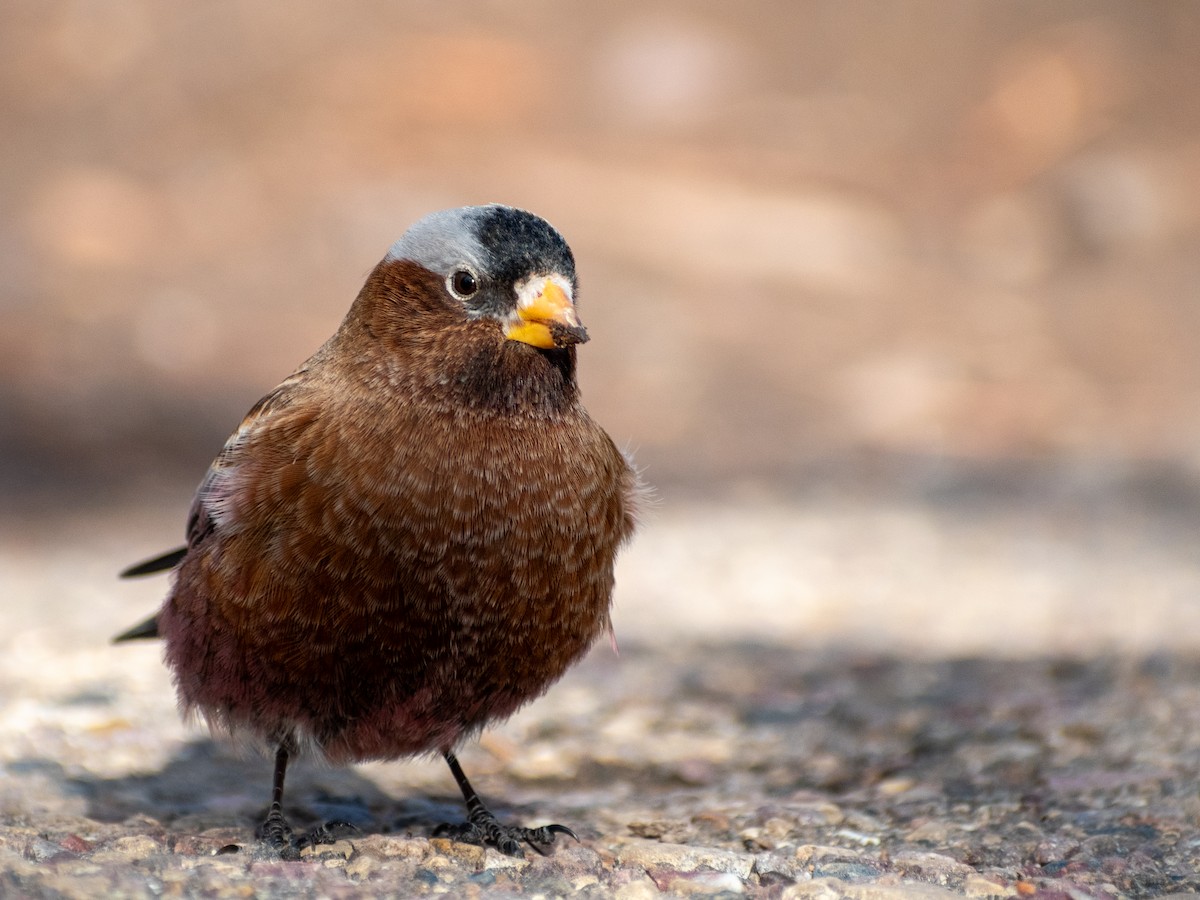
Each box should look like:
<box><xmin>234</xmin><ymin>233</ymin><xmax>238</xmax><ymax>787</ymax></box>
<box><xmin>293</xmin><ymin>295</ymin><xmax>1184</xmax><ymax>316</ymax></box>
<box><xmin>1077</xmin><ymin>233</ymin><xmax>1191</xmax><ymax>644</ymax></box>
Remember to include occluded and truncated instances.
<box><xmin>257</xmin><ymin>805</ymin><xmax>358</xmax><ymax>860</ymax></box>
<box><xmin>258</xmin><ymin>805</ymin><xmax>301</xmax><ymax>859</ymax></box>
<box><xmin>434</xmin><ymin>811</ymin><xmax>577</xmax><ymax>857</ymax></box>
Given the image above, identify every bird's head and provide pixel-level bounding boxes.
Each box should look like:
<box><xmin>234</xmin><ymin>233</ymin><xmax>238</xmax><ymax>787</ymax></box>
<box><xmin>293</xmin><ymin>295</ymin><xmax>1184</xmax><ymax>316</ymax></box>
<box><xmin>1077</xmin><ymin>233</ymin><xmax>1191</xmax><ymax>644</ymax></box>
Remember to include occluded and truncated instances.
<box><xmin>363</xmin><ymin>205</ymin><xmax>587</xmax><ymax>351</ymax></box>
<box><xmin>337</xmin><ymin>205</ymin><xmax>589</xmax><ymax>410</ymax></box>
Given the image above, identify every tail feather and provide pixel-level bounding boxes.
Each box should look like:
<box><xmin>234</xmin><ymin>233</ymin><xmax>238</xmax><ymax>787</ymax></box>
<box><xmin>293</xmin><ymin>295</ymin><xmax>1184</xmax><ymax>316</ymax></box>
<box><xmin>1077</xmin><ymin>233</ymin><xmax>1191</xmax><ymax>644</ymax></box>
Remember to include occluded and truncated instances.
<box><xmin>121</xmin><ymin>547</ymin><xmax>187</xmax><ymax>578</ymax></box>
<box><xmin>115</xmin><ymin>546</ymin><xmax>179</xmax><ymax>644</ymax></box>
<box><xmin>113</xmin><ymin>615</ymin><xmax>160</xmax><ymax>643</ymax></box>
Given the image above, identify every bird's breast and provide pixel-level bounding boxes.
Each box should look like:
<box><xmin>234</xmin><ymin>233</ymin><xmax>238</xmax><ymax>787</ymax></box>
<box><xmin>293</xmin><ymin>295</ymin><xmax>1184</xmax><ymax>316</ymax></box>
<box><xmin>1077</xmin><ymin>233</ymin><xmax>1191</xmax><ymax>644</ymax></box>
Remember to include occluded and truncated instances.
<box><xmin>163</xmin><ymin>400</ymin><xmax>630</xmax><ymax>759</ymax></box>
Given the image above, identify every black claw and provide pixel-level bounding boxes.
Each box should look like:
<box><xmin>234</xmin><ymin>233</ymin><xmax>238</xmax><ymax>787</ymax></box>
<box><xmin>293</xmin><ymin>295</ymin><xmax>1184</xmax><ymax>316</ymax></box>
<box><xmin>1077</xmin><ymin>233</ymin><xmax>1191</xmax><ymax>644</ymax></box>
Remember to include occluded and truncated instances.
<box><xmin>432</xmin><ymin>818</ymin><xmax>577</xmax><ymax>857</ymax></box>
<box><xmin>524</xmin><ymin>823</ymin><xmax>578</xmax><ymax>855</ymax></box>
<box><xmin>439</xmin><ymin>750</ymin><xmax>578</xmax><ymax>857</ymax></box>
<box><xmin>258</xmin><ymin>806</ymin><xmax>357</xmax><ymax>859</ymax></box>
<box><xmin>294</xmin><ymin>820</ymin><xmax>360</xmax><ymax>850</ymax></box>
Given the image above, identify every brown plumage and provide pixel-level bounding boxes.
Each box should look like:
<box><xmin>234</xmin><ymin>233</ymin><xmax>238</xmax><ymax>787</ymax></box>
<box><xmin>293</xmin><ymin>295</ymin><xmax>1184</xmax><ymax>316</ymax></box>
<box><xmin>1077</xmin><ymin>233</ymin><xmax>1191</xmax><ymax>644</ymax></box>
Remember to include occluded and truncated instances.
<box><xmin>117</xmin><ymin>205</ymin><xmax>641</xmax><ymax>858</ymax></box>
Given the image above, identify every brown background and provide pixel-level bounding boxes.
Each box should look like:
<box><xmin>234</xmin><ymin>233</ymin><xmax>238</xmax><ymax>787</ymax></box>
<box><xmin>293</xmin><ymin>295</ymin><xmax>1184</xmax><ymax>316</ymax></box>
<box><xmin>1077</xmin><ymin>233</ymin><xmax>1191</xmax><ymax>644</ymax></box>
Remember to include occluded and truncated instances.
<box><xmin>4</xmin><ymin>2</ymin><xmax>1200</xmax><ymax>508</ymax></box>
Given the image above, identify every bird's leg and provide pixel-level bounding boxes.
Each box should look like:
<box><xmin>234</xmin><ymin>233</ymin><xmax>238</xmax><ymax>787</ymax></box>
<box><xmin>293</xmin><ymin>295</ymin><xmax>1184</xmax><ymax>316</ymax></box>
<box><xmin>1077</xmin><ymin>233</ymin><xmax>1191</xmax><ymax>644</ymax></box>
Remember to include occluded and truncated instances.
<box><xmin>435</xmin><ymin>750</ymin><xmax>578</xmax><ymax>857</ymax></box>
<box><xmin>257</xmin><ymin>743</ymin><xmax>357</xmax><ymax>859</ymax></box>
<box><xmin>258</xmin><ymin>744</ymin><xmax>300</xmax><ymax>858</ymax></box>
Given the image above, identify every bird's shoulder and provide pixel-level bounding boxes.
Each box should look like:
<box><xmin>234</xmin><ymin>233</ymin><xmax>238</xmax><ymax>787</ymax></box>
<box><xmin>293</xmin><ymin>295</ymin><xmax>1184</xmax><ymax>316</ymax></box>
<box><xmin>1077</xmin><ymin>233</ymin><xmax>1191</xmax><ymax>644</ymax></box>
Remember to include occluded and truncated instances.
<box><xmin>184</xmin><ymin>368</ymin><xmax>327</xmax><ymax>547</ymax></box>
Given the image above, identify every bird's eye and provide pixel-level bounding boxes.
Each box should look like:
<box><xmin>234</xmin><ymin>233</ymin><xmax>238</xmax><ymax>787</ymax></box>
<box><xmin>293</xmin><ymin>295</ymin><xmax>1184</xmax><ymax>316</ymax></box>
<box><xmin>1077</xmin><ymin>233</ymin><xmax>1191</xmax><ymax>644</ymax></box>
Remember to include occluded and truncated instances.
<box><xmin>449</xmin><ymin>269</ymin><xmax>478</xmax><ymax>299</ymax></box>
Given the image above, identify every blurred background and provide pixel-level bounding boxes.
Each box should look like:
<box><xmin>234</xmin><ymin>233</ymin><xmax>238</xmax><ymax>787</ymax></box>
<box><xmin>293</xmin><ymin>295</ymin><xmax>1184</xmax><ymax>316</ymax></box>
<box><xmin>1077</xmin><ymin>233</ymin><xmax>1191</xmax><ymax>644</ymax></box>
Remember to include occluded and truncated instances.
<box><xmin>4</xmin><ymin>2</ymin><xmax>1200</xmax><ymax>656</ymax></box>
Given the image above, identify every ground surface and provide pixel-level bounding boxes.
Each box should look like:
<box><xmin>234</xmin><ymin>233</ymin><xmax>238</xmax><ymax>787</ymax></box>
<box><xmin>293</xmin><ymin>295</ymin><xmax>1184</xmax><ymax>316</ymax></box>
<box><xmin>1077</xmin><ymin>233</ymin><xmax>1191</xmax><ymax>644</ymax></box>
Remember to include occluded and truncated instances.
<box><xmin>5</xmin><ymin>3</ymin><xmax>1200</xmax><ymax>897</ymax></box>
<box><xmin>4</xmin><ymin>490</ymin><xmax>1200</xmax><ymax>898</ymax></box>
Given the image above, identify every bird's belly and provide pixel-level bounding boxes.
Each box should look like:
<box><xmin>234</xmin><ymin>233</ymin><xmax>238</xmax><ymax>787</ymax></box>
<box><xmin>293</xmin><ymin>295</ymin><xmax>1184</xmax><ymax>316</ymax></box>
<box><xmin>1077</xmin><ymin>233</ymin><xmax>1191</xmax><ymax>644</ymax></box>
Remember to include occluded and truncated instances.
<box><xmin>161</xmin><ymin>521</ymin><xmax>615</xmax><ymax>763</ymax></box>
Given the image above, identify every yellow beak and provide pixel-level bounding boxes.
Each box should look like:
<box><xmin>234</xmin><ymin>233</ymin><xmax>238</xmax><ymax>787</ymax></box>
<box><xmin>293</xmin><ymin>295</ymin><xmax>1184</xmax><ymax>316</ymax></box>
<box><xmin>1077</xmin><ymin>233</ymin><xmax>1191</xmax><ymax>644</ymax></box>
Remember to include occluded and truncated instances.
<box><xmin>505</xmin><ymin>279</ymin><xmax>589</xmax><ymax>349</ymax></box>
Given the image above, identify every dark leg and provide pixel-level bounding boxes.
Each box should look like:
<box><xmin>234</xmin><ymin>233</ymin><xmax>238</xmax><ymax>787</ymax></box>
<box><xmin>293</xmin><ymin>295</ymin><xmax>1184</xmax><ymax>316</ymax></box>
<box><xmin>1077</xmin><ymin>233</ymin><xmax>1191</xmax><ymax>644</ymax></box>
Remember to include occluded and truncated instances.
<box><xmin>258</xmin><ymin>744</ymin><xmax>300</xmax><ymax>859</ymax></box>
<box><xmin>256</xmin><ymin>743</ymin><xmax>358</xmax><ymax>859</ymax></box>
<box><xmin>436</xmin><ymin>750</ymin><xmax>577</xmax><ymax>857</ymax></box>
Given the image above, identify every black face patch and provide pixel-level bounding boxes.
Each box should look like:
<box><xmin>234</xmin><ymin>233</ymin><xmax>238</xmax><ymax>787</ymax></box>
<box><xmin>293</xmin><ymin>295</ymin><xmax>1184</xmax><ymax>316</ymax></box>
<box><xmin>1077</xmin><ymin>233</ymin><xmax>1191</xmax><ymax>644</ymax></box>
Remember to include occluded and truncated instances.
<box><xmin>473</xmin><ymin>207</ymin><xmax>576</xmax><ymax>291</ymax></box>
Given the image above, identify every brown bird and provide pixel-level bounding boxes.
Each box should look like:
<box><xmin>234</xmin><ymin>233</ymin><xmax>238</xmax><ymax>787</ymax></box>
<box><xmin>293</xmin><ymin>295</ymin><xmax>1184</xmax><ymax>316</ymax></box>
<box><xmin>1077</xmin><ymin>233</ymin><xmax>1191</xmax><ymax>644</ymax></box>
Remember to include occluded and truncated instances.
<box><xmin>116</xmin><ymin>205</ymin><xmax>641</xmax><ymax>858</ymax></box>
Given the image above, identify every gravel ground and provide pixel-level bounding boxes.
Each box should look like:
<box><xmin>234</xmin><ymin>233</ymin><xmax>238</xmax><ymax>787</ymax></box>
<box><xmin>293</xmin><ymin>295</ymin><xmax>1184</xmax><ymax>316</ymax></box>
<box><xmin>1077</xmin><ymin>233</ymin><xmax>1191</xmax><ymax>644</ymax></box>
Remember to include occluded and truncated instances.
<box><xmin>6</xmin><ymin>3</ymin><xmax>1200</xmax><ymax>896</ymax></box>
<box><xmin>4</xmin><ymin>489</ymin><xmax>1200</xmax><ymax>897</ymax></box>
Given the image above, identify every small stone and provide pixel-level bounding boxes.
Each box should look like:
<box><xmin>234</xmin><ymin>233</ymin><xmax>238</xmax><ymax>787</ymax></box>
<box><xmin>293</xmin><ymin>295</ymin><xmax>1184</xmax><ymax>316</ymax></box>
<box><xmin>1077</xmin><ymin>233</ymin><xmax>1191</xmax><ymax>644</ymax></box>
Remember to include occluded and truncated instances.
<box><xmin>571</xmin><ymin>873</ymin><xmax>601</xmax><ymax>891</ymax></box>
<box><xmin>300</xmin><ymin>839</ymin><xmax>354</xmax><ymax>860</ymax></box>
<box><xmin>428</xmin><ymin>838</ymin><xmax>485</xmax><ymax>867</ymax></box>
<box><xmin>876</xmin><ymin>776</ymin><xmax>917</xmax><ymax>796</ymax></box>
<box><xmin>467</xmin><ymin>868</ymin><xmax>496</xmax><ymax>886</ymax></box>
<box><xmin>25</xmin><ymin>838</ymin><xmax>67</xmax><ymax>862</ymax></box>
<box><xmin>740</xmin><ymin>827</ymin><xmax>766</xmax><ymax>850</ymax></box>
<box><xmin>414</xmin><ymin>867</ymin><xmax>440</xmax><ymax>886</ymax></box>
<box><xmin>373</xmin><ymin>836</ymin><xmax>429</xmax><ymax>859</ymax></box>
<box><xmin>482</xmin><ymin>847</ymin><xmax>529</xmax><ymax>871</ymax></box>
<box><xmin>59</xmin><ymin>834</ymin><xmax>92</xmax><ymax>854</ymax></box>
<box><xmin>1033</xmin><ymin>837</ymin><xmax>1080</xmax><ymax>864</ymax></box>
<box><xmin>89</xmin><ymin>834</ymin><xmax>162</xmax><ymax>863</ymax></box>
<box><xmin>762</xmin><ymin>817</ymin><xmax>793</xmax><ymax>841</ymax></box>
<box><xmin>612</xmin><ymin>876</ymin><xmax>662</xmax><ymax>900</ymax></box>
<box><xmin>611</xmin><ymin>837</ymin><xmax>754</xmax><ymax>877</ymax></box>
<box><xmin>794</xmin><ymin>844</ymin><xmax>867</xmax><ymax>866</ymax></box>
<box><xmin>780</xmin><ymin>879</ymin><xmax>853</xmax><ymax>899</ymax></box>
<box><xmin>811</xmin><ymin>860</ymin><xmax>882</xmax><ymax>881</ymax></box>
<box><xmin>648</xmin><ymin>867</ymin><xmax>747</xmax><ymax>895</ymax></box>
<box><xmin>754</xmin><ymin>849</ymin><xmax>804</xmax><ymax>880</ymax></box>
<box><xmin>906</xmin><ymin>820</ymin><xmax>953</xmax><ymax>844</ymax></box>
<box><xmin>788</xmin><ymin>802</ymin><xmax>845</xmax><ymax>827</ymax></box>
<box><xmin>833</xmin><ymin>828</ymin><xmax>880</xmax><ymax>846</ymax></box>
<box><xmin>183</xmin><ymin>854</ymin><xmax>245</xmax><ymax>875</ymax></box>
<box><xmin>891</xmin><ymin>849</ymin><xmax>976</xmax><ymax>881</ymax></box>
<box><xmin>343</xmin><ymin>854</ymin><xmax>374</xmax><ymax>883</ymax></box>
<box><xmin>627</xmin><ymin>820</ymin><xmax>673</xmax><ymax>840</ymax></box>
<box><xmin>963</xmin><ymin>874</ymin><xmax>1018</xmax><ymax>897</ymax></box>
<box><xmin>692</xmin><ymin>810</ymin><xmax>732</xmax><ymax>833</ymax></box>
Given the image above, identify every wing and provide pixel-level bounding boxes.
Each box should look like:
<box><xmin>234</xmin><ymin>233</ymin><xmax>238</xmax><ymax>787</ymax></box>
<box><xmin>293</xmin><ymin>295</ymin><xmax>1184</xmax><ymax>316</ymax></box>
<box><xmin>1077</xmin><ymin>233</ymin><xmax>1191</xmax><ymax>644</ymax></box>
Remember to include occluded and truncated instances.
<box><xmin>114</xmin><ymin>372</ymin><xmax>311</xmax><ymax>641</ymax></box>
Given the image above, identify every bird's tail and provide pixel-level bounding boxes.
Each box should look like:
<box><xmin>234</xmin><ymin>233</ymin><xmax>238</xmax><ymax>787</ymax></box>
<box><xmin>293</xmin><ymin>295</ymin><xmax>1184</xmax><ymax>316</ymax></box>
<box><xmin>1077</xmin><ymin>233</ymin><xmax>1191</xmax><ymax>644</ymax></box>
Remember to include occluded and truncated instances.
<box><xmin>120</xmin><ymin>547</ymin><xmax>187</xmax><ymax>577</ymax></box>
<box><xmin>114</xmin><ymin>546</ymin><xmax>182</xmax><ymax>643</ymax></box>
<box><xmin>113</xmin><ymin>615</ymin><xmax>160</xmax><ymax>642</ymax></box>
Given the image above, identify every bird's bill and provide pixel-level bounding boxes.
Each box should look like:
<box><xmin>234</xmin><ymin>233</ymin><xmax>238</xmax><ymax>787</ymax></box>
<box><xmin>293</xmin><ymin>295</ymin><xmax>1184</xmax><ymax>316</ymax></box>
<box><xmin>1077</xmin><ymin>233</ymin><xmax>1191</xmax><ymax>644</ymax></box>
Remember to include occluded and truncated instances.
<box><xmin>506</xmin><ymin>278</ymin><xmax>589</xmax><ymax>349</ymax></box>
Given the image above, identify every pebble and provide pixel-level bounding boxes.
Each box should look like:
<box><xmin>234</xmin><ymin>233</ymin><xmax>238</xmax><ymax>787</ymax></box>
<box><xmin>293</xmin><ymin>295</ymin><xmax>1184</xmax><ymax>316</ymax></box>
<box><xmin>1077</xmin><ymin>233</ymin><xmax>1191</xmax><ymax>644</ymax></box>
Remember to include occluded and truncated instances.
<box><xmin>612</xmin><ymin>876</ymin><xmax>664</xmax><ymax>900</ymax></box>
<box><xmin>904</xmin><ymin>820</ymin><xmax>953</xmax><ymax>844</ymax></box>
<box><xmin>795</xmin><ymin>844</ymin><xmax>869</xmax><ymax>866</ymax></box>
<box><xmin>890</xmin><ymin>850</ymin><xmax>977</xmax><ymax>882</ymax></box>
<box><xmin>962</xmin><ymin>874</ymin><xmax>1018</xmax><ymax>897</ymax></box>
<box><xmin>610</xmin><ymin>837</ymin><xmax>754</xmax><ymax>877</ymax></box>
<box><xmin>648</xmin><ymin>867</ymin><xmax>747</xmax><ymax>895</ymax></box>
<box><xmin>754</xmin><ymin>849</ymin><xmax>805</xmax><ymax>880</ymax></box>
<box><xmin>344</xmin><ymin>853</ymin><xmax>376</xmax><ymax>882</ymax></box>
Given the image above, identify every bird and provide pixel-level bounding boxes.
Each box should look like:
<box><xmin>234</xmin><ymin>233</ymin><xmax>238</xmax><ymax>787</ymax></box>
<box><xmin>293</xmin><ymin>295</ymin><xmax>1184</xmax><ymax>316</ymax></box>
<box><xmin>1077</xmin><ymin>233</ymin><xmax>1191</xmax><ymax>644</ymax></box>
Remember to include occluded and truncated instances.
<box><xmin>116</xmin><ymin>204</ymin><xmax>642</xmax><ymax>859</ymax></box>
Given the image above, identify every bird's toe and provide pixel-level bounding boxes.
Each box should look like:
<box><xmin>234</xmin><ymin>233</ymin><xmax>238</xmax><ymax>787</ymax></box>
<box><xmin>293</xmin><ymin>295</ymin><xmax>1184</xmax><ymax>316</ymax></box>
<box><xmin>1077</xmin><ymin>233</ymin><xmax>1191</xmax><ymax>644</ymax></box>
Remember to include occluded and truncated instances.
<box><xmin>295</xmin><ymin>819</ymin><xmax>360</xmax><ymax>850</ymax></box>
<box><xmin>433</xmin><ymin>817</ymin><xmax>577</xmax><ymax>857</ymax></box>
